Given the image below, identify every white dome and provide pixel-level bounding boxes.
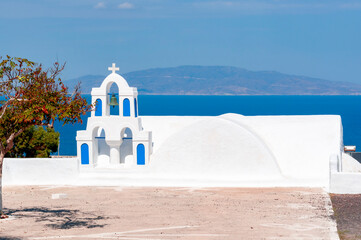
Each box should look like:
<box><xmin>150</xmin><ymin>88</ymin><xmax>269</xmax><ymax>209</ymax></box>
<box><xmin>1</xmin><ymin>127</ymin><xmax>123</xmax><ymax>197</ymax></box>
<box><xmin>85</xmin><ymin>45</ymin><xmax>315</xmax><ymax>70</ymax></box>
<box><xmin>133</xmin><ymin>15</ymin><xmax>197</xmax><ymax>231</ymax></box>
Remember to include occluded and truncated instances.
<box><xmin>149</xmin><ymin>116</ymin><xmax>282</xmax><ymax>181</ymax></box>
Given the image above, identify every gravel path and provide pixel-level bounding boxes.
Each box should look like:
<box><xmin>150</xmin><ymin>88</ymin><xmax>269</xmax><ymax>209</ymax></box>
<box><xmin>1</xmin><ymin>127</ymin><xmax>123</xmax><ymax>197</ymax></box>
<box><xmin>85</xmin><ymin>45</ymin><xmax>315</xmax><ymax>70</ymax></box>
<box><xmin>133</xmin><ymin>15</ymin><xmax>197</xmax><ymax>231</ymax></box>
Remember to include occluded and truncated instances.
<box><xmin>0</xmin><ymin>186</ymin><xmax>338</xmax><ymax>239</ymax></box>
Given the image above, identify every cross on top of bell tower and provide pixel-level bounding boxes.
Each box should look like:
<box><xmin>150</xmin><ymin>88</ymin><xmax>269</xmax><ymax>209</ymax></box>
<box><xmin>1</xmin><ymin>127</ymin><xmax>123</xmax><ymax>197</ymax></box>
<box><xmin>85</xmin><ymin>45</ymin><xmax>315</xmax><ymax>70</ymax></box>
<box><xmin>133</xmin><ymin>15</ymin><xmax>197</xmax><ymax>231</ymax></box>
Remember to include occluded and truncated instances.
<box><xmin>108</xmin><ymin>63</ymin><xmax>119</xmax><ymax>74</ymax></box>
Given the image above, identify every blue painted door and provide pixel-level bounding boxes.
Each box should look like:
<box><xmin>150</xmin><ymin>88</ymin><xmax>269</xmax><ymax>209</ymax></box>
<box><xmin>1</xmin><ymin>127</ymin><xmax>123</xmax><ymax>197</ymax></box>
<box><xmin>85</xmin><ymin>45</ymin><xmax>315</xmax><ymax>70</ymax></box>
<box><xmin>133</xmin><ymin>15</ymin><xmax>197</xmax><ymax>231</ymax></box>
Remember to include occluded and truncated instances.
<box><xmin>123</xmin><ymin>98</ymin><xmax>130</xmax><ymax>117</ymax></box>
<box><xmin>137</xmin><ymin>144</ymin><xmax>145</xmax><ymax>165</ymax></box>
<box><xmin>134</xmin><ymin>98</ymin><xmax>138</xmax><ymax>117</ymax></box>
<box><xmin>95</xmin><ymin>99</ymin><xmax>102</xmax><ymax>116</ymax></box>
<box><xmin>81</xmin><ymin>143</ymin><xmax>89</xmax><ymax>165</ymax></box>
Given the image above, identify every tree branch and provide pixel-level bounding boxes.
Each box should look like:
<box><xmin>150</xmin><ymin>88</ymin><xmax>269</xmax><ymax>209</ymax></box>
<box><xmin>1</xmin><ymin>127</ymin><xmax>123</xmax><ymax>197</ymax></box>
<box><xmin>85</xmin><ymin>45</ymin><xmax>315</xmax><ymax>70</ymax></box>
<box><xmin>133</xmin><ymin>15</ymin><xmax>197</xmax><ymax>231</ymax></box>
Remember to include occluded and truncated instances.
<box><xmin>5</xmin><ymin>129</ymin><xmax>24</xmax><ymax>153</ymax></box>
<box><xmin>40</xmin><ymin>122</ymin><xmax>54</xmax><ymax>128</ymax></box>
<box><xmin>0</xmin><ymin>141</ymin><xmax>5</xmax><ymax>155</ymax></box>
<box><xmin>0</xmin><ymin>101</ymin><xmax>10</xmax><ymax>120</ymax></box>
<box><xmin>0</xmin><ymin>96</ymin><xmax>29</xmax><ymax>120</ymax></box>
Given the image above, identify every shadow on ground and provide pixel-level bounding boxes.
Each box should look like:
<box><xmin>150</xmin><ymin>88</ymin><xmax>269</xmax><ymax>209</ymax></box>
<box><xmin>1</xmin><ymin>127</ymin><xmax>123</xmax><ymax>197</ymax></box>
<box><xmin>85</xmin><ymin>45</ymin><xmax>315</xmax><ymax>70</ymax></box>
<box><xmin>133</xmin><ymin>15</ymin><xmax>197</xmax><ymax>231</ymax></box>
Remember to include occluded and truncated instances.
<box><xmin>0</xmin><ymin>237</ymin><xmax>22</xmax><ymax>240</ymax></box>
<box><xmin>4</xmin><ymin>207</ymin><xmax>107</xmax><ymax>229</ymax></box>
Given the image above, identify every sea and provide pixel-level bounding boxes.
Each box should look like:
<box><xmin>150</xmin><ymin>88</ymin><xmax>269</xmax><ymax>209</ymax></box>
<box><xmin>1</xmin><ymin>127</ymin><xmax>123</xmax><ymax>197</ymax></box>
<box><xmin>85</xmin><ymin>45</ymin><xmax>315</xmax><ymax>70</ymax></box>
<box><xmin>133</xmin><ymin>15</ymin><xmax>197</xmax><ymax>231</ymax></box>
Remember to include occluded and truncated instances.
<box><xmin>54</xmin><ymin>95</ymin><xmax>361</xmax><ymax>156</ymax></box>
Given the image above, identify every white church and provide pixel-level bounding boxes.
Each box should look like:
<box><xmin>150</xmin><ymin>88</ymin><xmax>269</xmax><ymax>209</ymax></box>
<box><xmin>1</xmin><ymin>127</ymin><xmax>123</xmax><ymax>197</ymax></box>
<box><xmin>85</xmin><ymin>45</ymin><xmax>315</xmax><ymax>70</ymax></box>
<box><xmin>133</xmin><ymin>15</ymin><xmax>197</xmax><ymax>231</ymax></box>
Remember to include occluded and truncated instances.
<box><xmin>76</xmin><ymin>63</ymin><xmax>152</xmax><ymax>168</ymax></box>
<box><xmin>3</xmin><ymin>63</ymin><xmax>361</xmax><ymax>194</ymax></box>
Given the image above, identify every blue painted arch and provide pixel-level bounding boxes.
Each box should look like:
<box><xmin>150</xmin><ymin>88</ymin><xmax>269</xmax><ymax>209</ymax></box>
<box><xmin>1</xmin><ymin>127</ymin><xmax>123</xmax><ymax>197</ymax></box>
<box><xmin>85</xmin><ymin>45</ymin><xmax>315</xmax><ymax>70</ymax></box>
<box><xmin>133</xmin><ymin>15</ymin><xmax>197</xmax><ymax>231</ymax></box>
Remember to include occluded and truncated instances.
<box><xmin>95</xmin><ymin>99</ymin><xmax>102</xmax><ymax>116</ymax></box>
<box><xmin>81</xmin><ymin>143</ymin><xmax>89</xmax><ymax>165</ymax></box>
<box><xmin>137</xmin><ymin>144</ymin><xmax>145</xmax><ymax>165</ymax></box>
<box><xmin>123</xmin><ymin>98</ymin><xmax>130</xmax><ymax>117</ymax></box>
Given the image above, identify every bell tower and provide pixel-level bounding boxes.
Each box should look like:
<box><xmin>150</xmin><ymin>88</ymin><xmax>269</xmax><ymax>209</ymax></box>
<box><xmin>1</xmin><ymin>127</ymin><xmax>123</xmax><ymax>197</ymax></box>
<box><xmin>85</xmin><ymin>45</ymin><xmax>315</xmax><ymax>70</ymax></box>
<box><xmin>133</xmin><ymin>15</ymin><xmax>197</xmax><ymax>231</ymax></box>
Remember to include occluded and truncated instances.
<box><xmin>76</xmin><ymin>63</ymin><xmax>152</xmax><ymax>169</ymax></box>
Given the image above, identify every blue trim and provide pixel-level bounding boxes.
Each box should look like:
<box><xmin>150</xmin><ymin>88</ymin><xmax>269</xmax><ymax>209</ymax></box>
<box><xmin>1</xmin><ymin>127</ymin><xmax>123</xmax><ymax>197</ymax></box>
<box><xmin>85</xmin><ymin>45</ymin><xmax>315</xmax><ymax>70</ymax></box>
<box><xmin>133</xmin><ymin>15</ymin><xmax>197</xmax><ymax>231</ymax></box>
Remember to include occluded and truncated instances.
<box><xmin>95</xmin><ymin>137</ymin><xmax>131</xmax><ymax>139</ymax></box>
<box><xmin>95</xmin><ymin>99</ymin><xmax>102</xmax><ymax>116</ymax></box>
<box><xmin>107</xmin><ymin>93</ymin><xmax>119</xmax><ymax>95</ymax></box>
<box><xmin>123</xmin><ymin>98</ymin><xmax>130</xmax><ymax>117</ymax></box>
<box><xmin>137</xmin><ymin>144</ymin><xmax>145</xmax><ymax>165</ymax></box>
<box><xmin>81</xmin><ymin>143</ymin><xmax>89</xmax><ymax>165</ymax></box>
<box><xmin>134</xmin><ymin>98</ymin><xmax>138</xmax><ymax>117</ymax></box>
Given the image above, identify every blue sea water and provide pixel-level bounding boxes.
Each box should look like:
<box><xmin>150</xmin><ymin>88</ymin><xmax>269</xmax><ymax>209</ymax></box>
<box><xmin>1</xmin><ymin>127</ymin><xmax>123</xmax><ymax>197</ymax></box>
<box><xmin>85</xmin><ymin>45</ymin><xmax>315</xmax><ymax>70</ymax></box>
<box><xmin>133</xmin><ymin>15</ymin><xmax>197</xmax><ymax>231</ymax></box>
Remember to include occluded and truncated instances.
<box><xmin>54</xmin><ymin>95</ymin><xmax>361</xmax><ymax>156</ymax></box>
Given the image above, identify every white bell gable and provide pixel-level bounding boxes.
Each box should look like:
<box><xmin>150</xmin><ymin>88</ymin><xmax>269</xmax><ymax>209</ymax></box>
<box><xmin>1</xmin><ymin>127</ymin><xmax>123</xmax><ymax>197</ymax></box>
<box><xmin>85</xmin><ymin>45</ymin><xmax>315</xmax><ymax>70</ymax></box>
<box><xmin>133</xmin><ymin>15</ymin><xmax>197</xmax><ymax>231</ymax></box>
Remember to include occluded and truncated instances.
<box><xmin>76</xmin><ymin>63</ymin><xmax>153</xmax><ymax>169</ymax></box>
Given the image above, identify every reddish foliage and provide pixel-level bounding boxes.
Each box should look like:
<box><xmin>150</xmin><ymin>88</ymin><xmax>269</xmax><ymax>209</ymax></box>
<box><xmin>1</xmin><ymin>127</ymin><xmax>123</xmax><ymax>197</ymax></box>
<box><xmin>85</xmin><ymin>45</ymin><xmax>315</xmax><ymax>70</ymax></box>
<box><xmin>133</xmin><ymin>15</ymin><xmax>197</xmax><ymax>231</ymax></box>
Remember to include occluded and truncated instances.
<box><xmin>0</xmin><ymin>56</ymin><xmax>92</xmax><ymax>162</ymax></box>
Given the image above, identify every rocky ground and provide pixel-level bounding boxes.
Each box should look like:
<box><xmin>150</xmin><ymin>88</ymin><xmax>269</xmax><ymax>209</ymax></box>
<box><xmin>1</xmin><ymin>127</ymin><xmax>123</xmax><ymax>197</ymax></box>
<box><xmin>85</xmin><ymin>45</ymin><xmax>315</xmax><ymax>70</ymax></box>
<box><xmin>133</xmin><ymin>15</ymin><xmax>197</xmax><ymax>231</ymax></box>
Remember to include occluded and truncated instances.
<box><xmin>0</xmin><ymin>186</ymin><xmax>338</xmax><ymax>240</ymax></box>
<box><xmin>330</xmin><ymin>194</ymin><xmax>361</xmax><ymax>240</ymax></box>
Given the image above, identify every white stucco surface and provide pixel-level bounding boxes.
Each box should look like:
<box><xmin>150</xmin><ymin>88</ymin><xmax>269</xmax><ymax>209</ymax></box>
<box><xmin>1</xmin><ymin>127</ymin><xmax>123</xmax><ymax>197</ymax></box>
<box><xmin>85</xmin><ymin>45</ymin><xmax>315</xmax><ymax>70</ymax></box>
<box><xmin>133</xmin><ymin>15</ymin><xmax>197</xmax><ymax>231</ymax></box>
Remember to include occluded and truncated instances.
<box><xmin>342</xmin><ymin>153</ymin><xmax>361</xmax><ymax>172</ymax></box>
<box><xmin>147</xmin><ymin>116</ymin><xmax>283</xmax><ymax>181</ymax></box>
<box><xmin>141</xmin><ymin>116</ymin><xmax>207</xmax><ymax>152</ymax></box>
<box><xmin>237</xmin><ymin>114</ymin><xmax>343</xmax><ymax>186</ymax></box>
<box><xmin>330</xmin><ymin>172</ymin><xmax>361</xmax><ymax>193</ymax></box>
<box><xmin>142</xmin><ymin>114</ymin><xmax>342</xmax><ymax>187</ymax></box>
<box><xmin>4</xmin><ymin>114</ymin><xmax>360</xmax><ymax>192</ymax></box>
<box><xmin>329</xmin><ymin>153</ymin><xmax>361</xmax><ymax>193</ymax></box>
<box><xmin>3</xmin><ymin>158</ymin><xmax>78</xmax><ymax>186</ymax></box>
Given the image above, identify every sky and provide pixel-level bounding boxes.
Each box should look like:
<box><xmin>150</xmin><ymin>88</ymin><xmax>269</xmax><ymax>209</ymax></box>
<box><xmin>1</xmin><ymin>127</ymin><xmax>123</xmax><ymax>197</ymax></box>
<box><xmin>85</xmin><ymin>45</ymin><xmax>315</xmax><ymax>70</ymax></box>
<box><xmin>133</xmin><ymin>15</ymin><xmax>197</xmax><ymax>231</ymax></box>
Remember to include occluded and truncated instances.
<box><xmin>0</xmin><ymin>0</ymin><xmax>361</xmax><ymax>83</ymax></box>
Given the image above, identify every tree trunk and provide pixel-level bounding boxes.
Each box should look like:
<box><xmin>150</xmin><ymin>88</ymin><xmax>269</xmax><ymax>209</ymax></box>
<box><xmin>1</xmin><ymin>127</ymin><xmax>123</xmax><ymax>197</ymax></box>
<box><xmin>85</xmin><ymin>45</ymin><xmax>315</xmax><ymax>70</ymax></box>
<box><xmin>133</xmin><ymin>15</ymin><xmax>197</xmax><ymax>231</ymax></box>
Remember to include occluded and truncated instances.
<box><xmin>0</xmin><ymin>153</ymin><xmax>6</xmax><ymax>218</ymax></box>
<box><xmin>0</xmin><ymin>175</ymin><xmax>2</xmax><ymax>215</ymax></box>
<box><xmin>0</xmin><ymin>130</ymin><xmax>23</xmax><ymax>218</ymax></box>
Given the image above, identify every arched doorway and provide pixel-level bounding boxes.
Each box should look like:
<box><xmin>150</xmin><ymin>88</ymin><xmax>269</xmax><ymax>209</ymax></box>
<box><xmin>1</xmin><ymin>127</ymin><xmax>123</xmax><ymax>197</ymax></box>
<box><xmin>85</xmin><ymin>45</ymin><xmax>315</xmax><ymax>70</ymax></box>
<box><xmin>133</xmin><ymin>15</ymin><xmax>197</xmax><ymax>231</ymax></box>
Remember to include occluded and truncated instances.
<box><xmin>81</xmin><ymin>143</ymin><xmax>89</xmax><ymax>164</ymax></box>
<box><xmin>137</xmin><ymin>144</ymin><xmax>145</xmax><ymax>165</ymax></box>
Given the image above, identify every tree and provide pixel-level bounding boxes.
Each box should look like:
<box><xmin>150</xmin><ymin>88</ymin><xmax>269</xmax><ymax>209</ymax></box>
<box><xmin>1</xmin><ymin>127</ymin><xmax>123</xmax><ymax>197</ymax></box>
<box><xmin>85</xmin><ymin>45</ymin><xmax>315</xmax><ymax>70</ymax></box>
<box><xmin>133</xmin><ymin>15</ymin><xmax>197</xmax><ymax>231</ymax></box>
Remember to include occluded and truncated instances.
<box><xmin>4</xmin><ymin>126</ymin><xmax>60</xmax><ymax>158</ymax></box>
<box><xmin>0</xmin><ymin>56</ymin><xmax>92</xmax><ymax>218</ymax></box>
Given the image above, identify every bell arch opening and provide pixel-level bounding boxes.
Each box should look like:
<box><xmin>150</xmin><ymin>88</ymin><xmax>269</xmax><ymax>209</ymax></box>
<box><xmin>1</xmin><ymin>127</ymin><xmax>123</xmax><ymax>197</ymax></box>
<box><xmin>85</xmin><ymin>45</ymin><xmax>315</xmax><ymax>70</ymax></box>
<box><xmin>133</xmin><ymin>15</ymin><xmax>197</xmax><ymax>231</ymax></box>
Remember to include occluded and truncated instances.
<box><xmin>108</xmin><ymin>83</ymin><xmax>119</xmax><ymax>116</ymax></box>
<box><xmin>120</xmin><ymin>127</ymin><xmax>133</xmax><ymax>164</ymax></box>
<box><xmin>92</xmin><ymin>126</ymin><xmax>110</xmax><ymax>166</ymax></box>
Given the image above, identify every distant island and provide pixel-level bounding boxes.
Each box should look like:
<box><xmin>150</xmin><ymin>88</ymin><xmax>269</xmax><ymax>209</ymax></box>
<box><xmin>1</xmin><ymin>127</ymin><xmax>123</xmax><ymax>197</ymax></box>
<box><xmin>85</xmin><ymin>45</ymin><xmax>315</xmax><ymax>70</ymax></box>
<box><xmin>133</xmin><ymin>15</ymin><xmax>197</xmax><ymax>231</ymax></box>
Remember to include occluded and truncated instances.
<box><xmin>64</xmin><ymin>65</ymin><xmax>361</xmax><ymax>95</ymax></box>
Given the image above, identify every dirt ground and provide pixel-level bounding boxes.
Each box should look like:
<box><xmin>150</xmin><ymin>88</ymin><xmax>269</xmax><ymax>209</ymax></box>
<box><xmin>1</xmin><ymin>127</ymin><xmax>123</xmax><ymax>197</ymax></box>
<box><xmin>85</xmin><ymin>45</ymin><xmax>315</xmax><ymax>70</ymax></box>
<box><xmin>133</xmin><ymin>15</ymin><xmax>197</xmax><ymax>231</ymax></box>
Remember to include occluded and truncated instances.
<box><xmin>330</xmin><ymin>194</ymin><xmax>361</xmax><ymax>240</ymax></box>
<box><xmin>0</xmin><ymin>186</ymin><xmax>338</xmax><ymax>240</ymax></box>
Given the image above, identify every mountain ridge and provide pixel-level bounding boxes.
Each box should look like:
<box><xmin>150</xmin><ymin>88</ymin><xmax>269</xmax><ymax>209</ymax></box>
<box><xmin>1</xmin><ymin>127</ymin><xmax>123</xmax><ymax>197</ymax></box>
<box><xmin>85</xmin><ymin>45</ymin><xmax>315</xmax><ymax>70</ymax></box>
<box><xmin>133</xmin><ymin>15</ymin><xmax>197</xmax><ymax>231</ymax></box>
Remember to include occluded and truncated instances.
<box><xmin>63</xmin><ymin>65</ymin><xmax>361</xmax><ymax>95</ymax></box>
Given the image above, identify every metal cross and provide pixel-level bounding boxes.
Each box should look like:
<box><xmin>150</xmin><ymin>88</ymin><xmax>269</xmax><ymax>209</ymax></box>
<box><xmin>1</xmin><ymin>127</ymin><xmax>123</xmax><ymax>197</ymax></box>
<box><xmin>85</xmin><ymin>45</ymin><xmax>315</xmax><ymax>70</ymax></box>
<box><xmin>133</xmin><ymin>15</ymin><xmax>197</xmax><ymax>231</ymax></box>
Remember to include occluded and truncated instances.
<box><xmin>108</xmin><ymin>63</ymin><xmax>119</xmax><ymax>74</ymax></box>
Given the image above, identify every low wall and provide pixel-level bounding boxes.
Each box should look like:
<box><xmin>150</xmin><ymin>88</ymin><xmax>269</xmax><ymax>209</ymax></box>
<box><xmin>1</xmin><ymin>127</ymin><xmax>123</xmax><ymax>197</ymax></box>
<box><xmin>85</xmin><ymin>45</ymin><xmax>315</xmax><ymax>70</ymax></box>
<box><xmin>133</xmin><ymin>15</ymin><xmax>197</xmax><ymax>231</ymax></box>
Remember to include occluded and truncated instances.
<box><xmin>3</xmin><ymin>158</ymin><xmax>79</xmax><ymax>186</ymax></box>
<box><xmin>329</xmin><ymin>154</ymin><xmax>361</xmax><ymax>193</ymax></box>
<box><xmin>330</xmin><ymin>173</ymin><xmax>361</xmax><ymax>194</ymax></box>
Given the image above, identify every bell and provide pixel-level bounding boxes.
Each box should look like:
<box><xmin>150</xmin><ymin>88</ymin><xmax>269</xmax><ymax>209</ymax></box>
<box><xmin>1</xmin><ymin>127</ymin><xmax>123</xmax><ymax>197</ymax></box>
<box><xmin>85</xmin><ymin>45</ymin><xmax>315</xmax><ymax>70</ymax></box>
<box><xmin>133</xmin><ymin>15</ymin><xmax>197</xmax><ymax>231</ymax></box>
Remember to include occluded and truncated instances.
<box><xmin>109</xmin><ymin>93</ymin><xmax>119</xmax><ymax>108</ymax></box>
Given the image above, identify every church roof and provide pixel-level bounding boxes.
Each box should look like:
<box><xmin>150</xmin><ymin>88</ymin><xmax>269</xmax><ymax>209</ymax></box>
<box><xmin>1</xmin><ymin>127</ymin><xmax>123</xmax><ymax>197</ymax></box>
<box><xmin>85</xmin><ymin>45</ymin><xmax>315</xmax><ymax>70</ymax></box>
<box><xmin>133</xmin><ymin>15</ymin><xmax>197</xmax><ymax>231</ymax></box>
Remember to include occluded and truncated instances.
<box><xmin>100</xmin><ymin>72</ymin><xmax>130</xmax><ymax>90</ymax></box>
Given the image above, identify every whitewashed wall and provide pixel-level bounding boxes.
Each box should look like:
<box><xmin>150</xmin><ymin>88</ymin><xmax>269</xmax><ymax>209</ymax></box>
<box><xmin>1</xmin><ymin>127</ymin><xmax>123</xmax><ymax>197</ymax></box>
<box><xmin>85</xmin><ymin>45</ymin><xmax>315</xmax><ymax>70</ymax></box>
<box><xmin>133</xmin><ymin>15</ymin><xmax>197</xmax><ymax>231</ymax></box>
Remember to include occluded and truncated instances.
<box><xmin>141</xmin><ymin>114</ymin><xmax>343</xmax><ymax>188</ymax></box>
<box><xmin>238</xmin><ymin>115</ymin><xmax>343</xmax><ymax>187</ymax></box>
<box><xmin>2</xmin><ymin>114</ymin><xmax>348</xmax><ymax>191</ymax></box>
<box><xmin>3</xmin><ymin>158</ymin><xmax>79</xmax><ymax>185</ymax></box>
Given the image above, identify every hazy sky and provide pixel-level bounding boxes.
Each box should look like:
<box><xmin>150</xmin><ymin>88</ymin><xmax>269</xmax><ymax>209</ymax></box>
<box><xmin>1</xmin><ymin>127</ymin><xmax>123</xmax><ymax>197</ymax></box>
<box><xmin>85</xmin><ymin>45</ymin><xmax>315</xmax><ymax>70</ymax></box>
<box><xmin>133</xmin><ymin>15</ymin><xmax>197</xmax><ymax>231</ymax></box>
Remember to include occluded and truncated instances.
<box><xmin>1</xmin><ymin>0</ymin><xmax>361</xmax><ymax>83</ymax></box>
